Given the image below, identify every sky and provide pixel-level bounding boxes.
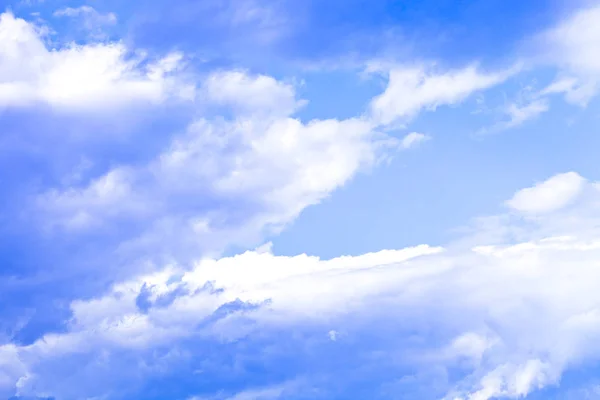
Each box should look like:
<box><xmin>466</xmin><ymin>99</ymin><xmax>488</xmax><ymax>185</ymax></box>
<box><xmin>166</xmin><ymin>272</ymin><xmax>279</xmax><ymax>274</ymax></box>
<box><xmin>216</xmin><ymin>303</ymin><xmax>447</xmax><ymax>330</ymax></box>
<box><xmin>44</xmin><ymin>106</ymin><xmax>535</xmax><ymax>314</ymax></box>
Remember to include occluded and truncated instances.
<box><xmin>3</xmin><ymin>0</ymin><xmax>600</xmax><ymax>399</ymax></box>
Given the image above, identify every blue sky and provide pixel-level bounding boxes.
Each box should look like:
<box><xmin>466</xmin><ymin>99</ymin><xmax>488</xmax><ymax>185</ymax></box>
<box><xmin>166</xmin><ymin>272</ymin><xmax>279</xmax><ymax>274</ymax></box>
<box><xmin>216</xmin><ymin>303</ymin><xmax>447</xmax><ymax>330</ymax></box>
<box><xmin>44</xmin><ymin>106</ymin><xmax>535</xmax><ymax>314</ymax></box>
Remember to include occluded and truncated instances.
<box><xmin>3</xmin><ymin>0</ymin><xmax>600</xmax><ymax>399</ymax></box>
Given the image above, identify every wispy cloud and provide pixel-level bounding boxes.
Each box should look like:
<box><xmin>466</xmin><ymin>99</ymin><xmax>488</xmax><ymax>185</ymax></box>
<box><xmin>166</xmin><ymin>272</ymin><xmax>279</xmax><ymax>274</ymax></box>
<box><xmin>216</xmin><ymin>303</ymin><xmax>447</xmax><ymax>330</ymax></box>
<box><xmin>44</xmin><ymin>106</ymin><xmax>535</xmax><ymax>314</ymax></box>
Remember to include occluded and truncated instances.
<box><xmin>400</xmin><ymin>132</ymin><xmax>430</xmax><ymax>149</ymax></box>
<box><xmin>368</xmin><ymin>63</ymin><xmax>517</xmax><ymax>126</ymax></box>
<box><xmin>475</xmin><ymin>83</ymin><xmax>550</xmax><ymax>135</ymax></box>
<box><xmin>53</xmin><ymin>5</ymin><xmax>117</xmax><ymax>26</ymax></box>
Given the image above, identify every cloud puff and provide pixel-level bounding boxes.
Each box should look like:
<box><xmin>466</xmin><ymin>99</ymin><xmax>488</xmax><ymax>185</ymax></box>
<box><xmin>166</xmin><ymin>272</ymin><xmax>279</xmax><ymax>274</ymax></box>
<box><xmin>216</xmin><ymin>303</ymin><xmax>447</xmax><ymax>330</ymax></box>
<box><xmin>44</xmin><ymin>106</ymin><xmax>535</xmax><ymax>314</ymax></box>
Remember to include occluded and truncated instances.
<box><xmin>369</xmin><ymin>64</ymin><xmax>513</xmax><ymax>126</ymax></box>
<box><xmin>505</xmin><ymin>172</ymin><xmax>586</xmax><ymax>214</ymax></box>
<box><xmin>0</xmin><ymin>12</ymin><xmax>193</xmax><ymax>111</ymax></box>
<box><xmin>540</xmin><ymin>5</ymin><xmax>600</xmax><ymax>105</ymax></box>
<box><xmin>6</xmin><ymin>173</ymin><xmax>600</xmax><ymax>399</ymax></box>
<box><xmin>201</xmin><ymin>70</ymin><xmax>303</xmax><ymax>116</ymax></box>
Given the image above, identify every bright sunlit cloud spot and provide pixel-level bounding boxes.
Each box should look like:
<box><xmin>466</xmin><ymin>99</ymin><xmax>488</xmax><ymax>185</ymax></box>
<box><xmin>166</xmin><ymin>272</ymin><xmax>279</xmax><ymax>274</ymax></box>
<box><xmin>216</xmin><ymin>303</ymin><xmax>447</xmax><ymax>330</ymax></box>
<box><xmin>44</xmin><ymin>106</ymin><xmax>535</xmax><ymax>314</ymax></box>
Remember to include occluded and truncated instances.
<box><xmin>0</xmin><ymin>12</ymin><xmax>193</xmax><ymax>111</ymax></box>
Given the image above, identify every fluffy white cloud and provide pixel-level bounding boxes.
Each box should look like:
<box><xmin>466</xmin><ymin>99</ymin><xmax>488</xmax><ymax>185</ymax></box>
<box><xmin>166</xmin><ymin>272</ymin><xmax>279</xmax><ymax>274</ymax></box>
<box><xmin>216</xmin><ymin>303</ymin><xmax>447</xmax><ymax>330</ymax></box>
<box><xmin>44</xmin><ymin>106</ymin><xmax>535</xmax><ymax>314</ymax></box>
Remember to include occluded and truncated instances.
<box><xmin>541</xmin><ymin>5</ymin><xmax>600</xmax><ymax>105</ymax></box>
<box><xmin>0</xmin><ymin>12</ymin><xmax>193</xmax><ymax>111</ymax></box>
<box><xmin>545</xmin><ymin>5</ymin><xmax>600</xmax><ymax>76</ymax></box>
<box><xmin>201</xmin><ymin>70</ymin><xmax>303</xmax><ymax>116</ymax></box>
<box><xmin>6</xmin><ymin>172</ymin><xmax>600</xmax><ymax>399</ymax></box>
<box><xmin>369</xmin><ymin>64</ymin><xmax>513</xmax><ymax>126</ymax></box>
<box><xmin>505</xmin><ymin>172</ymin><xmax>586</xmax><ymax>214</ymax></box>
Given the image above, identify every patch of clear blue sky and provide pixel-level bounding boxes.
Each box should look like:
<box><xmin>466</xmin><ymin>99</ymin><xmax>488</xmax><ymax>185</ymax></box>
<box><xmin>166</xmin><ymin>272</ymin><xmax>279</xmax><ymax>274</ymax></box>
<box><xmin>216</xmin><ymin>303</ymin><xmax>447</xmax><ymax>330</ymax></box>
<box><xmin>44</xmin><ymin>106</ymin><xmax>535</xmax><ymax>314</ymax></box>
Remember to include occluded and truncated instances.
<box><xmin>275</xmin><ymin>82</ymin><xmax>600</xmax><ymax>257</ymax></box>
<box><xmin>12</xmin><ymin>0</ymin><xmax>573</xmax><ymax>70</ymax></box>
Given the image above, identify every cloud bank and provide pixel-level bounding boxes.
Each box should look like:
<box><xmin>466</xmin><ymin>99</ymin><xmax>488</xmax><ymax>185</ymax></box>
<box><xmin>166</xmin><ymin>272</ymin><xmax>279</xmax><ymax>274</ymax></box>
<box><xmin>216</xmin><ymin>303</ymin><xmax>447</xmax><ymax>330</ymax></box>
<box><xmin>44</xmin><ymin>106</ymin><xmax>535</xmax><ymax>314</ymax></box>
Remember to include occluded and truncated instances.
<box><xmin>6</xmin><ymin>173</ymin><xmax>600</xmax><ymax>400</ymax></box>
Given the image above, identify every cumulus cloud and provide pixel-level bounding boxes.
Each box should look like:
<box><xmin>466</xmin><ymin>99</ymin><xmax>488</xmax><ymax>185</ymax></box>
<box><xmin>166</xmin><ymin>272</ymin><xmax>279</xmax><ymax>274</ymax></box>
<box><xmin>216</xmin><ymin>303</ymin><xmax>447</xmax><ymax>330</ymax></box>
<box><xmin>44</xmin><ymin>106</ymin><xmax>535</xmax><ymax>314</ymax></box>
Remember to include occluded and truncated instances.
<box><xmin>505</xmin><ymin>172</ymin><xmax>586</xmax><ymax>215</ymax></box>
<box><xmin>0</xmin><ymin>12</ymin><xmax>193</xmax><ymax>111</ymax></box>
<box><xmin>541</xmin><ymin>5</ymin><xmax>600</xmax><ymax>105</ymax></box>
<box><xmin>6</xmin><ymin>173</ymin><xmax>600</xmax><ymax>399</ymax></box>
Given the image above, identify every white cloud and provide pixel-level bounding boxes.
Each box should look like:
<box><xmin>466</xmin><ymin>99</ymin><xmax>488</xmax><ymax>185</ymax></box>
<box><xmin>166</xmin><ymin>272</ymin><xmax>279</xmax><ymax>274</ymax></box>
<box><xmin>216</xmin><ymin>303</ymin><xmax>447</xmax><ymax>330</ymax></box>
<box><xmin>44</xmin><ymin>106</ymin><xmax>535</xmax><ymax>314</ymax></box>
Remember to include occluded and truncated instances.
<box><xmin>8</xmin><ymin>173</ymin><xmax>600</xmax><ymax>399</ymax></box>
<box><xmin>0</xmin><ymin>345</ymin><xmax>25</xmax><ymax>392</ymax></box>
<box><xmin>545</xmin><ymin>5</ymin><xmax>600</xmax><ymax>77</ymax></box>
<box><xmin>0</xmin><ymin>245</ymin><xmax>442</xmax><ymax>398</ymax></box>
<box><xmin>369</xmin><ymin>64</ymin><xmax>514</xmax><ymax>126</ymax></box>
<box><xmin>445</xmin><ymin>332</ymin><xmax>497</xmax><ymax>365</ymax></box>
<box><xmin>400</xmin><ymin>132</ymin><xmax>429</xmax><ymax>149</ymax></box>
<box><xmin>541</xmin><ymin>5</ymin><xmax>600</xmax><ymax>105</ymax></box>
<box><xmin>479</xmin><ymin>96</ymin><xmax>549</xmax><ymax>135</ymax></box>
<box><xmin>328</xmin><ymin>330</ymin><xmax>338</xmax><ymax>341</ymax></box>
<box><xmin>0</xmin><ymin>12</ymin><xmax>193</xmax><ymax>111</ymax></box>
<box><xmin>502</xmin><ymin>98</ymin><xmax>549</xmax><ymax>129</ymax></box>
<box><xmin>540</xmin><ymin>76</ymin><xmax>578</xmax><ymax>96</ymax></box>
<box><xmin>37</xmin><ymin>168</ymin><xmax>150</xmax><ymax>230</ymax></box>
<box><xmin>457</xmin><ymin>360</ymin><xmax>554</xmax><ymax>400</ymax></box>
<box><xmin>505</xmin><ymin>172</ymin><xmax>586</xmax><ymax>214</ymax></box>
<box><xmin>202</xmin><ymin>70</ymin><xmax>303</xmax><ymax>116</ymax></box>
<box><xmin>36</xmin><ymin>70</ymin><xmax>397</xmax><ymax>260</ymax></box>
